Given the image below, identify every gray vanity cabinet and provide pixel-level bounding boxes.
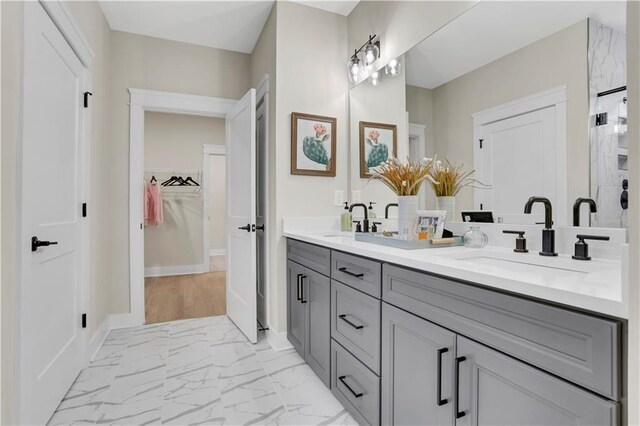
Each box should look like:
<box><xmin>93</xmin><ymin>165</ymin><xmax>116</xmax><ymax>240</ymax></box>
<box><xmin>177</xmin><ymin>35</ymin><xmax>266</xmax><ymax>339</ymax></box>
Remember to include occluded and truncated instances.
<box><xmin>456</xmin><ymin>336</ymin><xmax>618</xmax><ymax>426</ymax></box>
<box><xmin>381</xmin><ymin>303</ymin><xmax>455</xmax><ymax>426</ymax></box>
<box><xmin>286</xmin><ymin>240</ymin><xmax>332</xmax><ymax>387</ymax></box>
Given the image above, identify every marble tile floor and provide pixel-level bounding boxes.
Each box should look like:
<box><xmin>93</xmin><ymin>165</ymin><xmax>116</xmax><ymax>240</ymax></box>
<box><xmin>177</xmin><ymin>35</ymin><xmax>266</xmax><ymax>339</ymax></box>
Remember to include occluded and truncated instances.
<box><xmin>49</xmin><ymin>315</ymin><xmax>357</xmax><ymax>426</ymax></box>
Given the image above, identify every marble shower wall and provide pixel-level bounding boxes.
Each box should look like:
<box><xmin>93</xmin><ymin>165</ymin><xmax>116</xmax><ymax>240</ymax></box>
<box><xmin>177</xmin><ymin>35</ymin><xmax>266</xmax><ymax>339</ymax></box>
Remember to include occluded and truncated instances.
<box><xmin>588</xmin><ymin>19</ymin><xmax>628</xmax><ymax>228</ymax></box>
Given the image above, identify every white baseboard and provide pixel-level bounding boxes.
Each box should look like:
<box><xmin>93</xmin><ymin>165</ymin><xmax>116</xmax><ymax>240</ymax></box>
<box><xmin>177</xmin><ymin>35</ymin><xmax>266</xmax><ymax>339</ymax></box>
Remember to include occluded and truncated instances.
<box><xmin>209</xmin><ymin>249</ymin><xmax>227</xmax><ymax>257</ymax></box>
<box><xmin>266</xmin><ymin>329</ymin><xmax>293</xmax><ymax>352</ymax></box>
<box><xmin>88</xmin><ymin>317</ymin><xmax>111</xmax><ymax>361</ymax></box>
<box><xmin>144</xmin><ymin>263</ymin><xmax>209</xmax><ymax>278</ymax></box>
<box><xmin>109</xmin><ymin>312</ymin><xmax>140</xmax><ymax>329</ymax></box>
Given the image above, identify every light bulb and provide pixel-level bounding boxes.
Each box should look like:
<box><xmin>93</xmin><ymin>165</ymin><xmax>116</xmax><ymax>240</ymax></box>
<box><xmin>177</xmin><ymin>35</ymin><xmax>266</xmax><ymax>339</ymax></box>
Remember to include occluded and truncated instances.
<box><xmin>363</xmin><ymin>39</ymin><xmax>379</xmax><ymax>67</ymax></box>
<box><xmin>370</xmin><ymin>71</ymin><xmax>380</xmax><ymax>86</ymax></box>
<box><xmin>348</xmin><ymin>55</ymin><xmax>361</xmax><ymax>83</ymax></box>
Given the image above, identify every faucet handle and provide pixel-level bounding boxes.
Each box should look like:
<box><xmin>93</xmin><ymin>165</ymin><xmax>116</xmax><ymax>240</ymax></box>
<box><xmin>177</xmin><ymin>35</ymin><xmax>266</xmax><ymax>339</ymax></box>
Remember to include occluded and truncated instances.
<box><xmin>503</xmin><ymin>230</ymin><xmax>528</xmax><ymax>253</ymax></box>
<box><xmin>371</xmin><ymin>221</ymin><xmax>382</xmax><ymax>233</ymax></box>
<box><xmin>352</xmin><ymin>220</ymin><xmax>362</xmax><ymax>233</ymax></box>
<box><xmin>572</xmin><ymin>234</ymin><xmax>610</xmax><ymax>261</ymax></box>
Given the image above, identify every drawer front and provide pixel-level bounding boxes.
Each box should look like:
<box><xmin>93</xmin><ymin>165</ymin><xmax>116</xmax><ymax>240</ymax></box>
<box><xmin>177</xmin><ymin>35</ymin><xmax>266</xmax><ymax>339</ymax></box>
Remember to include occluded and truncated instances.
<box><xmin>287</xmin><ymin>239</ymin><xmax>331</xmax><ymax>276</ymax></box>
<box><xmin>331</xmin><ymin>340</ymin><xmax>380</xmax><ymax>426</ymax></box>
<box><xmin>331</xmin><ymin>280</ymin><xmax>381</xmax><ymax>374</ymax></box>
<box><xmin>382</xmin><ymin>264</ymin><xmax>620</xmax><ymax>400</ymax></box>
<box><xmin>332</xmin><ymin>251</ymin><xmax>382</xmax><ymax>298</ymax></box>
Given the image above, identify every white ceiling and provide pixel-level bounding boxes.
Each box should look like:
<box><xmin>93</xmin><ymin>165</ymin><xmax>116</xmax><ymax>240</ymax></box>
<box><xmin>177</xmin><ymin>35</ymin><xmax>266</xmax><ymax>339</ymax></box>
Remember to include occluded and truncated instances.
<box><xmin>98</xmin><ymin>0</ymin><xmax>359</xmax><ymax>54</ymax></box>
<box><xmin>405</xmin><ymin>1</ymin><xmax>627</xmax><ymax>89</ymax></box>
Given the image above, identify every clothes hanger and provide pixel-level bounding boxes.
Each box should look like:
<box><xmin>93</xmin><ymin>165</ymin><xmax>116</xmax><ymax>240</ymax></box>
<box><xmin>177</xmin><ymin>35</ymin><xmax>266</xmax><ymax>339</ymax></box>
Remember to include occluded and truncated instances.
<box><xmin>184</xmin><ymin>177</ymin><xmax>200</xmax><ymax>186</ymax></box>
<box><xmin>150</xmin><ymin>175</ymin><xmax>157</xmax><ymax>184</ymax></box>
<box><xmin>162</xmin><ymin>176</ymin><xmax>178</xmax><ymax>186</ymax></box>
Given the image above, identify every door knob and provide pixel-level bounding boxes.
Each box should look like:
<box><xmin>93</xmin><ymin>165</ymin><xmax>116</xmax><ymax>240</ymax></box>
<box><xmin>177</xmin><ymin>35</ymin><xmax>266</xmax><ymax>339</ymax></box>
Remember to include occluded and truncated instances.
<box><xmin>237</xmin><ymin>224</ymin><xmax>251</xmax><ymax>232</ymax></box>
<box><xmin>31</xmin><ymin>236</ymin><xmax>58</xmax><ymax>252</ymax></box>
<box><xmin>256</xmin><ymin>224</ymin><xmax>265</xmax><ymax>231</ymax></box>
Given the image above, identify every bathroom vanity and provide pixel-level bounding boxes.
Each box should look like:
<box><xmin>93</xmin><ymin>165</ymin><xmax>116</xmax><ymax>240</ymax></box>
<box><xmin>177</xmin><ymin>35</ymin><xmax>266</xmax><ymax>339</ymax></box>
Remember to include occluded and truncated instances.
<box><xmin>284</xmin><ymin>233</ymin><xmax>625</xmax><ymax>426</ymax></box>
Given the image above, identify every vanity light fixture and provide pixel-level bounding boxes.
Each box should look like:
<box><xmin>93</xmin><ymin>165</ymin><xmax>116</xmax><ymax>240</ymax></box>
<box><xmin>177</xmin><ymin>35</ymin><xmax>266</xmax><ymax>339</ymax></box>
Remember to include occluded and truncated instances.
<box><xmin>385</xmin><ymin>58</ymin><xmax>402</xmax><ymax>76</ymax></box>
<box><xmin>348</xmin><ymin>35</ymin><xmax>380</xmax><ymax>82</ymax></box>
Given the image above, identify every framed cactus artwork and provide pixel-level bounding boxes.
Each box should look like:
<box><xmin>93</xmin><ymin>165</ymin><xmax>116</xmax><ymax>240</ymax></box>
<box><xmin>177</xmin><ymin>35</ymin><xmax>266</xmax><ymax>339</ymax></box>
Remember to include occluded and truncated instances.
<box><xmin>359</xmin><ymin>121</ymin><xmax>397</xmax><ymax>178</ymax></box>
<box><xmin>291</xmin><ymin>112</ymin><xmax>337</xmax><ymax>176</ymax></box>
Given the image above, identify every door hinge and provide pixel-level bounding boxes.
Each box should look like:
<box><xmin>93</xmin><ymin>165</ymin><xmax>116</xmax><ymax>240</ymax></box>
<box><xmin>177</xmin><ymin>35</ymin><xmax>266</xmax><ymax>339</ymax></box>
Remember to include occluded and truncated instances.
<box><xmin>595</xmin><ymin>112</ymin><xmax>608</xmax><ymax>126</ymax></box>
<box><xmin>82</xmin><ymin>313</ymin><xmax>87</xmax><ymax>329</ymax></box>
<box><xmin>479</xmin><ymin>139</ymin><xmax>484</xmax><ymax>149</ymax></box>
<box><xmin>83</xmin><ymin>92</ymin><xmax>93</xmax><ymax>108</ymax></box>
<box><xmin>82</xmin><ymin>203</ymin><xmax>87</xmax><ymax>217</ymax></box>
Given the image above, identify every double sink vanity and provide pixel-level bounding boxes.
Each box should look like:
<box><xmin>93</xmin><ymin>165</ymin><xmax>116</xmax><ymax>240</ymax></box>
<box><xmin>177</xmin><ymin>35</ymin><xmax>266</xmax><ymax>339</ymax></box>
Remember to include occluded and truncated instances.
<box><xmin>284</xmin><ymin>219</ymin><xmax>627</xmax><ymax>425</ymax></box>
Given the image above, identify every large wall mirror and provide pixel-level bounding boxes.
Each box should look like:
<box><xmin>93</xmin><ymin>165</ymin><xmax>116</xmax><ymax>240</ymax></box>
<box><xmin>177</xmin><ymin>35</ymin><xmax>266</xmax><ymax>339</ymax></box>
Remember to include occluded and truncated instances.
<box><xmin>349</xmin><ymin>1</ymin><xmax>627</xmax><ymax>228</ymax></box>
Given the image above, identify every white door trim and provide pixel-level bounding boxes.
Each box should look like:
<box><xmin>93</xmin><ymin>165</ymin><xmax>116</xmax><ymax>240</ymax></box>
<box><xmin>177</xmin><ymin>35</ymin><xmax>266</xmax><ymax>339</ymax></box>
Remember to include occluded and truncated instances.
<box><xmin>472</xmin><ymin>85</ymin><xmax>568</xmax><ymax>225</ymax></box>
<box><xmin>408</xmin><ymin>123</ymin><xmax>427</xmax><ymax>209</ymax></box>
<box><xmin>129</xmin><ymin>89</ymin><xmax>237</xmax><ymax>325</ymax></box>
<box><xmin>202</xmin><ymin>144</ymin><xmax>227</xmax><ymax>275</ymax></box>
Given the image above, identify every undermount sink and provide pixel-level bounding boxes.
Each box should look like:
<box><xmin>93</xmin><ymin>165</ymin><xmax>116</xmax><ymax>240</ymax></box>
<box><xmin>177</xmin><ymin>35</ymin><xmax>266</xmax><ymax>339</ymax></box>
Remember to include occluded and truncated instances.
<box><xmin>437</xmin><ymin>249</ymin><xmax>614</xmax><ymax>280</ymax></box>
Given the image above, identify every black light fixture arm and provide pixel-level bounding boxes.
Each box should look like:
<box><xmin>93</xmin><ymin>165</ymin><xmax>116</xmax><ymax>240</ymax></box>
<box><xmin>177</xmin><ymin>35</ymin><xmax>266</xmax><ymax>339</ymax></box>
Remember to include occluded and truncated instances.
<box><xmin>350</xmin><ymin>34</ymin><xmax>379</xmax><ymax>59</ymax></box>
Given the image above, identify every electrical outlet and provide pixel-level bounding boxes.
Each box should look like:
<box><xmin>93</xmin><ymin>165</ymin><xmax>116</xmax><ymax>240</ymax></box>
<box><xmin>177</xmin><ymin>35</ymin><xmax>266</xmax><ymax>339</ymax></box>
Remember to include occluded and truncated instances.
<box><xmin>352</xmin><ymin>190</ymin><xmax>362</xmax><ymax>203</ymax></box>
<box><xmin>334</xmin><ymin>190</ymin><xmax>344</xmax><ymax>206</ymax></box>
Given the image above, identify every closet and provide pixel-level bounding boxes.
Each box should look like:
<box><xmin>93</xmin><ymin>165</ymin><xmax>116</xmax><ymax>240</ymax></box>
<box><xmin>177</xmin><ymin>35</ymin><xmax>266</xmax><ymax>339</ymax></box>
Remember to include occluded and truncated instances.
<box><xmin>143</xmin><ymin>111</ymin><xmax>227</xmax><ymax>323</ymax></box>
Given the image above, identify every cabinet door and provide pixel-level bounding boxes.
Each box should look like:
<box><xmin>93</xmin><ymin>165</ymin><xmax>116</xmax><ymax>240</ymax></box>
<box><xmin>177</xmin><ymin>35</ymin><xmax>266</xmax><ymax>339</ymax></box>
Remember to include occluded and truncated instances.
<box><xmin>304</xmin><ymin>267</ymin><xmax>331</xmax><ymax>387</ymax></box>
<box><xmin>287</xmin><ymin>260</ymin><xmax>306</xmax><ymax>357</ymax></box>
<box><xmin>382</xmin><ymin>303</ymin><xmax>456</xmax><ymax>426</ymax></box>
<box><xmin>456</xmin><ymin>336</ymin><xmax>618</xmax><ymax>426</ymax></box>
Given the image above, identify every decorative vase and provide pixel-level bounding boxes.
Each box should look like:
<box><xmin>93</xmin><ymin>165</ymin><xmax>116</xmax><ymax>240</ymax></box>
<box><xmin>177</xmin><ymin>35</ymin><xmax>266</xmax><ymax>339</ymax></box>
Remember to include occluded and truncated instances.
<box><xmin>437</xmin><ymin>196</ymin><xmax>456</xmax><ymax>222</ymax></box>
<box><xmin>397</xmin><ymin>195</ymin><xmax>419</xmax><ymax>239</ymax></box>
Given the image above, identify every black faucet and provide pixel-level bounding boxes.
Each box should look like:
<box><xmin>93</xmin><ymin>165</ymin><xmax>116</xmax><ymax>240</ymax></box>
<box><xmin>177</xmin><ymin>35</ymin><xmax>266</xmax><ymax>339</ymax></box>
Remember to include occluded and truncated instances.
<box><xmin>350</xmin><ymin>203</ymin><xmax>369</xmax><ymax>232</ymax></box>
<box><xmin>385</xmin><ymin>203</ymin><xmax>398</xmax><ymax>219</ymax></box>
<box><xmin>573</xmin><ymin>198</ymin><xmax>597</xmax><ymax>227</ymax></box>
<box><xmin>524</xmin><ymin>196</ymin><xmax>557</xmax><ymax>256</ymax></box>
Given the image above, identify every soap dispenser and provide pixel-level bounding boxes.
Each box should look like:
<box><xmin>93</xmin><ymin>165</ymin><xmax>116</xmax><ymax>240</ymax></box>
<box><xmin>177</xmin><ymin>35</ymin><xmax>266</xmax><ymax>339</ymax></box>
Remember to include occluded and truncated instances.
<box><xmin>340</xmin><ymin>202</ymin><xmax>352</xmax><ymax>231</ymax></box>
<box><xmin>368</xmin><ymin>202</ymin><xmax>377</xmax><ymax>219</ymax></box>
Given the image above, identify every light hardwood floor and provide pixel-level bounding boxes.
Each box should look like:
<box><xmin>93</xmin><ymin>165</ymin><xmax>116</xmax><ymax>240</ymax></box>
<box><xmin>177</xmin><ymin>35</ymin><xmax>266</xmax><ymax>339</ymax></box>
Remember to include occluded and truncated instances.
<box><xmin>145</xmin><ymin>271</ymin><xmax>226</xmax><ymax>324</ymax></box>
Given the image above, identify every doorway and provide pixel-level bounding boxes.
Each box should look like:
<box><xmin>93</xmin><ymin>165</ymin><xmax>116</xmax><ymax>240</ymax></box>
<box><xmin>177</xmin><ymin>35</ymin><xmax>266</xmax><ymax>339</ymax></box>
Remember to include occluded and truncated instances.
<box><xmin>142</xmin><ymin>112</ymin><xmax>227</xmax><ymax>324</ymax></box>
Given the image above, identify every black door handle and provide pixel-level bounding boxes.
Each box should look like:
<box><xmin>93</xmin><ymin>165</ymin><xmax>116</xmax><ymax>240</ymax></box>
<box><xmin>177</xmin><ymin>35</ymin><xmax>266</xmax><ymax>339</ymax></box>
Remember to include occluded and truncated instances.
<box><xmin>238</xmin><ymin>224</ymin><xmax>251</xmax><ymax>232</ymax></box>
<box><xmin>32</xmin><ymin>236</ymin><xmax>58</xmax><ymax>252</ymax></box>
<box><xmin>338</xmin><ymin>267</ymin><xmax>364</xmax><ymax>278</ymax></box>
<box><xmin>455</xmin><ymin>356</ymin><xmax>467</xmax><ymax>419</ymax></box>
<box><xmin>338</xmin><ymin>375</ymin><xmax>363</xmax><ymax>398</ymax></box>
<box><xmin>300</xmin><ymin>275</ymin><xmax>307</xmax><ymax>303</ymax></box>
<box><xmin>256</xmin><ymin>224</ymin><xmax>265</xmax><ymax>231</ymax></box>
<box><xmin>338</xmin><ymin>314</ymin><xmax>364</xmax><ymax>330</ymax></box>
<box><xmin>437</xmin><ymin>348</ymin><xmax>449</xmax><ymax>406</ymax></box>
<box><xmin>296</xmin><ymin>274</ymin><xmax>303</xmax><ymax>301</ymax></box>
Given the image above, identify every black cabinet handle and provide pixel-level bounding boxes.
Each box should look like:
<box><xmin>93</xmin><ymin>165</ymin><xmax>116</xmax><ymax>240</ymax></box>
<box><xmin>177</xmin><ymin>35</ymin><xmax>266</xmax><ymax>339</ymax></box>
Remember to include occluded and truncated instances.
<box><xmin>338</xmin><ymin>375</ymin><xmax>363</xmax><ymax>398</ymax></box>
<box><xmin>238</xmin><ymin>224</ymin><xmax>251</xmax><ymax>232</ymax></box>
<box><xmin>300</xmin><ymin>275</ymin><xmax>307</xmax><ymax>304</ymax></box>
<box><xmin>455</xmin><ymin>356</ymin><xmax>467</xmax><ymax>419</ymax></box>
<box><xmin>437</xmin><ymin>348</ymin><xmax>449</xmax><ymax>406</ymax></box>
<box><xmin>338</xmin><ymin>314</ymin><xmax>364</xmax><ymax>330</ymax></box>
<box><xmin>338</xmin><ymin>267</ymin><xmax>364</xmax><ymax>278</ymax></box>
<box><xmin>296</xmin><ymin>274</ymin><xmax>303</xmax><ymax>301</ymax></box>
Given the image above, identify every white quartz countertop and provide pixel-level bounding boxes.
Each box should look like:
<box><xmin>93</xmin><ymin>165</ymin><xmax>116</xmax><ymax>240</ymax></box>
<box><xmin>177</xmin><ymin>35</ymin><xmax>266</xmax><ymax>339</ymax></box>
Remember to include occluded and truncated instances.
<box><xmin>283</xmin><ymin>230</ymin><xmax>627</xmax><ymax>319</ymax></box>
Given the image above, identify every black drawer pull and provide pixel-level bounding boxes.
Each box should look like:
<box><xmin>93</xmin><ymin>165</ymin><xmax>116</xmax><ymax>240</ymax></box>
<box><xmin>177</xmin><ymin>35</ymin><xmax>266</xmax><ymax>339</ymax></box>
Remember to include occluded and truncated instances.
<box><xmin>338</xmin><ymin>375</ymin><xmax>363</xmax><ymax>398</ymax></box>
<box><xmin>300</xmin><ymin>275</ymin><xmax>307</xmax><ymax>304</ymax></box>
<box><xmin>437</xmin><ymin>348</ymin><xmax>449</xmax><ymax>406</ymax></box>
<box><xmin>296</xmin><ymin>274</ymin><xmax>303</xmax><ymax>301</ymax></box>
<box><xmin>338</xmin><ymin>314</ymin><xmax>364</xmax><ymax>330</ymax></box>
<box><xmin>455</xmin><ymin>356</ymin><xmax>467</xmax><ymax>419</ymax></box>
<box><xmin>338</xmin><ymin>267</ymin><xmax>364</xmax><ymax>278</ymax></box>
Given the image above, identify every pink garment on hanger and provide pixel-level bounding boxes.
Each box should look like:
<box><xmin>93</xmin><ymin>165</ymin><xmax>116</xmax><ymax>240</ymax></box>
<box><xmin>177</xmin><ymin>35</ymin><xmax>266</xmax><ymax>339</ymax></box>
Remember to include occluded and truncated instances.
<box><xmin>144</xmin><ymin>181</ymin><xmax>163</xmax><ymax>226</ymax></box>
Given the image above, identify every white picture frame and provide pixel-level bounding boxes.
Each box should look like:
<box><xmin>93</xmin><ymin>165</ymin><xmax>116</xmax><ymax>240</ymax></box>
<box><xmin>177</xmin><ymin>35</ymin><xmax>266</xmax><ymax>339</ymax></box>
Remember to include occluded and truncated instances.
<box><xmin>416</xmin><ymin>210</ymin><xmax>447</xmax><ymax>239</ymax></box>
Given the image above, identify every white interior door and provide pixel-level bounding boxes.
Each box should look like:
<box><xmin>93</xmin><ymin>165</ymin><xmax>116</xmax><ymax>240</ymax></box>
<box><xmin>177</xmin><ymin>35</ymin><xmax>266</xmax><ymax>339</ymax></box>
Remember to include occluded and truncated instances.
<box><xmin>226</xmin><ymin>88</ymin><xmax>257</xmax><ymax>343</ymax></box>
<box><xmin>476</xmin><ymin>106</ymin><xmax>556</xmax><ymax>224</ymax></box>
<box><xmin>19</xmin><ymin>2</ymin><xmax>87</xmax><ymax>423</ymax></box>
<box><xmin>256</xmin><ymin>98</ymin><xmax>267</xmax><ymax>329</ymax></box>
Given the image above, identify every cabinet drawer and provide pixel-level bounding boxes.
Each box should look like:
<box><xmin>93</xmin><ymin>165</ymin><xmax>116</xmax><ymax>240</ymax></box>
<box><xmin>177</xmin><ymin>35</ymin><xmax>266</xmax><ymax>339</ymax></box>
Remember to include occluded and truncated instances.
<box><xmin>331</xmin><ymin>280</ymin><xmax>381</xmax><ymax>374</ymax></box>
<box><xmin>332</xmin><ymin>251</ymin><xmax>381</xmax><ymax>298</ymax></box>
<box><xmin>382</xmin><ymin>264</ymin><xmax>621</xmax><ymax>400</ymax></box>
<box><xmin>331</xmin><ymin>340</ymin><xmax>380</xmax><ymax>426</ymax></box>
<box><xmin>287</xmin><ymin>239</ymin><xmax>330</xmax><ymax>276</ymax></box>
